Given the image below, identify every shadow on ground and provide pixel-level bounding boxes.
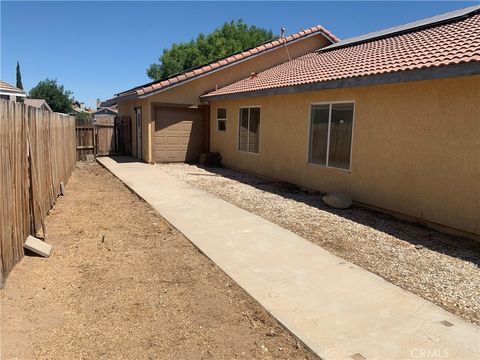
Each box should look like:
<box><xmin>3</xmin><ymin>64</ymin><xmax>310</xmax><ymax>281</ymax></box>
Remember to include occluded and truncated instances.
<box><xmin>196</xmin><ymin>164</ymin><xmax>480</xmax><ymax>267</ymax></box>
<box><xmin>107</xmin><ymin>155</ymin><xmax>142</xmax><ymax>164</ymax></box>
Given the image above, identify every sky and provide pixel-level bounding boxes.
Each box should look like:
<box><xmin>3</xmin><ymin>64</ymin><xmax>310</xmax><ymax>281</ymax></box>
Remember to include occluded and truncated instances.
<box><xmin>1</xmin><ymin>1</ymin><xmax>477</xmax><ymax>108</ymax></box>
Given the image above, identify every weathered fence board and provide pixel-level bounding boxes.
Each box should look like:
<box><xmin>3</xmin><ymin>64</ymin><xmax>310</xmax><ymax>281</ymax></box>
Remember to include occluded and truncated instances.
<box><xmin>96</xmin><ymin>116</ymin><xmax>117</xmax><ymax>156</ymax></box>
<box><xmin>0</xmin><ymin>99</ymin><xmax>75</xmax><ymax>287</ymax></box>
<box><xmin>76</xmin><ymin>116</ymin><xmax>120</xmax><ymax>159</ymax></box>
<box><xmin>76</xmin><ymin>125</ymin><xmax>95</xmax><ymax>161</ymax></box>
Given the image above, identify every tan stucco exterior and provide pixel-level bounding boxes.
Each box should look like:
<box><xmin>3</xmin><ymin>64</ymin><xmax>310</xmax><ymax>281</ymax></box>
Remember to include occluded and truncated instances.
<box><xmin>117</xmin><ymin>33</ymin><xmax>331</xmax><ymax>162</ymax></box>
<box><xmin>209</xmin><ymin>76</ymin><xmax>480</xmax><ymax>237</ymax></box>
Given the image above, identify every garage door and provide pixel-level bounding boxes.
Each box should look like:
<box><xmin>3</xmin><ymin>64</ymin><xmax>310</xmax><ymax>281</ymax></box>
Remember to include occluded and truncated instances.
<box><xmin>154</xmin><ymin>107</ymin><xmax>205</xmax><ymax>163</ymax></box>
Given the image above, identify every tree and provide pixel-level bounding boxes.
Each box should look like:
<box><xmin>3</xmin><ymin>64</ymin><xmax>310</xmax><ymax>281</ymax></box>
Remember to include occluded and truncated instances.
<box><xmin>147</xmin><ymin>20</ymin><xmax>275</xmax><ymax>80</ymax></box>
<box><xmin>16</xmin><ymin>61</ymin><xmax>23</xmax><ymax>90</ymax></box>
<box><xmin>74</xmin><ymin>111</ymin><xmax>91</xmax><ymax>125</ymax></box>
<box><xmin>29</xmin><ymin>79</ymin><xmax>73</xmax><ymax>113</ymax></box>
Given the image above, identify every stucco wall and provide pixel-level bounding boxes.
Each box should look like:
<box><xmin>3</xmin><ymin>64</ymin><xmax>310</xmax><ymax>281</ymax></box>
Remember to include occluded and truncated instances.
<box><xmin>116</xmin><ymin>34</ymin><xmax>331</xmax><ymax>163</ymax></box>
<box><xmin>118</xmin><ymin>99</ymin><xmax>152</xmax><ymax>161</ymax></box>
<box><xmin>209</xmin><ymin>76</ymin><xmax>480</xmax><ymax>236</ymax></box>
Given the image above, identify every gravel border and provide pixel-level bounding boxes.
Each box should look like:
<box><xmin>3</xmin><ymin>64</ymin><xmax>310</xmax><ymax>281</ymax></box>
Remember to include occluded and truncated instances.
<box><xmin>158</xmin><ymin>163</ymin><xmax>480</xmax><ymax>325</ymax></box>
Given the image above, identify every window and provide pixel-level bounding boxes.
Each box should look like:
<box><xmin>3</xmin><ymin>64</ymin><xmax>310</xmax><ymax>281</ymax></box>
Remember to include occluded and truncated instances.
<box><xmin>217</xmin><ymin>108</ymin><xmax>227</xmax><ymax>131</ymax></box>
<box><xmin>309</xmin><ymin>102</ymin><xmax>354</xmax><ymax>170</ymax></box>
<box><xmin>238</xmin><ymin>107</ymin><xmax>260</xmax><ymax>153</ymax></box>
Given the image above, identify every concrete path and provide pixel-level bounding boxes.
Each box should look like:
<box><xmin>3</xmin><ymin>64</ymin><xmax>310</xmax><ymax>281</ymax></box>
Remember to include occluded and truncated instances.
<box><xmin>98</xmin><ymin>156</ymin><xmax>480</xmax><ymax>360</ymax></box>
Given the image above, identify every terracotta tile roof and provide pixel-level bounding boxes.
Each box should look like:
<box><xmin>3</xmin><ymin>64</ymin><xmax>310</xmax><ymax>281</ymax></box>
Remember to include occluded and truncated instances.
<box><xmin>203</xmin><ymin>9</ymin><xmax>480</xmax><ymax>99</ymax></box>
<box><xmin>113</xmin><ymin>25</ymin><xmax>339</xmax><ymax>100</ymax></box>
<box><xmin>0</xmin><ymin>80</ymin><xmax>26</xmax><ymax>96</ymax></box>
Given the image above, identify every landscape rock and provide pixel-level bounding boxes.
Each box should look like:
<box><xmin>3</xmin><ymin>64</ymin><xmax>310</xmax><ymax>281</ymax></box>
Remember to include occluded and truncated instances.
<box><xmin>321</xmin><ymin>193</ymin><xmax>352</xmax><ymax>209</ymax></box>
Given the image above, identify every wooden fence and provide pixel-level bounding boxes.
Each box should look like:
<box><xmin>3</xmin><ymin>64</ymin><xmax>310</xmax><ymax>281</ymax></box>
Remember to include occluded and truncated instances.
<box><xmin>76</xmin><ymin>116</ymin><xmax>120</xmax><ymax>160</ymax></box>
<box><xmin>76</xmin><ymin>124</ymin><xmax>95</xmax><ymax>161</ymax></box>
<box><xmin>0</xmin><ymin>99</ymin><xmax>76</xmax><ymax>287</ymax></box>
<box><xmin>96</xmin><ymin>116</ymin><xmax>117</xmax><ymax>156</ymax></box>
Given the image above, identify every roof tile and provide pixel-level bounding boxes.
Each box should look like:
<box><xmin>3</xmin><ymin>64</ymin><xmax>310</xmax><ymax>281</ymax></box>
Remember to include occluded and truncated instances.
<box><xmin>113</xmin><ymin>25</ymin><xmax>338</xmax><ymax>100</ymax></box>
<box><xmin>205</xmin><ymin>13</ymin><xmax>480</xmax><ymax>98</ymax></box>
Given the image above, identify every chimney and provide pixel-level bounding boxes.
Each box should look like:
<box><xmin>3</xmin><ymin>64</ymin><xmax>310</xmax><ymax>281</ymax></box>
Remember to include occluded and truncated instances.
<box><xmin>281</xmin><ymin>27</ymin><xmax>286</xmax><ymax>39</ymax></box>
<box><xmin>96</xmin><ymin>98</ymin><xmax>101</xmax><ymax>109</ymax></box>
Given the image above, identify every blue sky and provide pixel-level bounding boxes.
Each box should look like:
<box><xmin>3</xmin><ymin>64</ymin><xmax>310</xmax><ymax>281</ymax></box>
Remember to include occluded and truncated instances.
<box><xmin>1</xmin><ymin>1</ymin><xmax>477</xmax><ymax>108</ymax></box>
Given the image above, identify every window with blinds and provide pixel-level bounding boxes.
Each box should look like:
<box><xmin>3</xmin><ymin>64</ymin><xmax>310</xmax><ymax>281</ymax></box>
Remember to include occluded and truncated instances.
<box><xmin>309</xmin><ymin>103</ymin><xmax>354</xmax><ymax>170</ymax></box>
<box><xmin>238</xmin><ymin>107</ymin><xmax>260</xmax><ymax>153</ymax></box>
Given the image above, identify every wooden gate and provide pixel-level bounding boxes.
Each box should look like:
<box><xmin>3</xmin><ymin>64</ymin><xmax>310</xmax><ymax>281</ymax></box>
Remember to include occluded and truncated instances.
<box><xmin>76</xmin><ymin>125</ymin><xmax>95</xmax><ymax>161</ymax></box>
<box><xmin>95</xmin><ymin>116</ymin><xmax>117</xmax><ymax>156</ymax></box>
<box><xmin>76</xmin><ymin>117</ymin><xmax>124</xmax><ymax>160</ymax></box>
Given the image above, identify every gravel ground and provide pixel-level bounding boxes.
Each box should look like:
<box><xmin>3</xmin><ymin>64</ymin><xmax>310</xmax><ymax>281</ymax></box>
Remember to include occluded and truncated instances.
<box><xmin>0</xmin><ymin>163</ymin><xmax>317</xmax><ymax>360</ymax></box>
<box><xmin>158</xmin><ymin>163</ymin><xmax>480</xmax><ymax>325</ymax></box>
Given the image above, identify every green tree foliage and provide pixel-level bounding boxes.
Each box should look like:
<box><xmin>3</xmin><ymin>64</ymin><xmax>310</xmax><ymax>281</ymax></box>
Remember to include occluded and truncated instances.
<box><xmin>74</xmin><ymin>111</ymin><xmax>92</xmax><ymax>125</ymax></box>
<box><xmin>16</xmin><ymin>61</ymin><xmax>23</xmax><ymax>90</ymax></box>
<box><xmin>147</xmin><ymin>20</ymin><xmax>275</xmax><ymax>80</ymax></box>
<box><xmin>29</xmin><ymin>79</ymin><xmax>73</xmax><ymax>113</ymax></box>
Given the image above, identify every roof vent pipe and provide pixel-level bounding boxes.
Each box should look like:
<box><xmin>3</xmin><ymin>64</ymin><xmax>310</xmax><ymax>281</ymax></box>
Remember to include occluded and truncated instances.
<box><xmin>280</xmin><ymin>27</ymin><xmax>291</xmax><ymax>60</ymax></box>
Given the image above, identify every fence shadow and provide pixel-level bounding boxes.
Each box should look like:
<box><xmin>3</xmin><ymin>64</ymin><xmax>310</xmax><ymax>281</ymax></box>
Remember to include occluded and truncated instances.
<box><xmin>196</xmin><ymin>164</ymin><xmax>480</xmax><ymax>267</ymax></box>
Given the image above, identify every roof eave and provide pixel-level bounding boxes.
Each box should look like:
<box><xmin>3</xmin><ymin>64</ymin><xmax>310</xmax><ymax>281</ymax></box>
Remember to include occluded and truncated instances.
<box><xmin>200</xmin><ymin>61</ymin><xmax>480</xmax><ymax>102</ymax></box>
<box><xmin>43</xmin><ymin>102</ymin><xmax>53</xmax><ymax>112</ymax></box>
<box><xmin>102</xmin><ymin>92</ymin><xmax>139</xmax><ymax>106</ymax></box>
<box><xmin>0</xmin><ymin>91</ymin><xmax>26</xmax><ymax>97</ymax></box>
<box><xmin>112</xmin><ymin>29</ymin><xmax>338</xmax><ymax>104</ymax></box>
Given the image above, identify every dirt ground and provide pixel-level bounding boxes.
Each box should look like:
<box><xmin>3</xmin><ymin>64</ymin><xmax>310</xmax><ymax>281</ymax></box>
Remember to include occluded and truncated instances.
<box><xmin>0</xmin><ymin>162</ymin><xmax>317</xmax><ymax>360</ymax></box>
<box><xmin>159</xmin><ymin>163</ymin><xmax>480</xmax><ymax>326</ymax></box>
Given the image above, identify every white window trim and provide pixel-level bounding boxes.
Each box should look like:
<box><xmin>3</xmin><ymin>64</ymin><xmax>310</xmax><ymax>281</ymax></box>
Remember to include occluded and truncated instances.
<box><xmin>307</xmin><ymin>100</ymin><xmax>355</xmax><ymax>172</ymax></box>
<box><xmin>238</xmin><ymin>106</ymin><xmax>261</xmax><ymax>154</ymax></box>
<box><xmin>216</xmin><ymin>107</ymin><xmax>227</xmax><ymax>132</ymax></box>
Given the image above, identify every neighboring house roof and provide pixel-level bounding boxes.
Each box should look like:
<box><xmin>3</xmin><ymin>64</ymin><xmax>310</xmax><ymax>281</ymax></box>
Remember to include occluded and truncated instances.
<box><xmin>107</xmin><ymin>25</ymin><xmax>339</xmax><ymax>104</ymax></box>
<box><xmin>202</xmin><ymin>6</ymin><xmax>480</xmax><ymax>100</ymax></box>
<box><xmin>24</xmin><ymin>99</ymin><xmax>53</xmax><ymax>112</ymax></box>
<box><xmin>0</xmin><ymin>80</ymin><xmax>26</xmax><ymax>97</ymax></box>
<box><xmin>70</xmin><ymin>106</ymin><xmax>93</xmax><ymax>114</ymax></box>
<box><xmin>98</xmin><ymin>100</ymin><xmax>111</xmax><ymax>108</ymax></box>
<box><xmin>92</xmin><ymin>106</ymin><xmax>118</xmax><ymax>116</ymax></box>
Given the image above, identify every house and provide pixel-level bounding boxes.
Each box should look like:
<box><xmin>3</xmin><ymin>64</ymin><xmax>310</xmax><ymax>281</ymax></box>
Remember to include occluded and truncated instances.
<box><xmin>70</xmin><ymin>100</ymin><xmax>94</xmax><ymax>116</ymax></box>
<box><xmin>199</xmin><ymin>6</ymin><xmax>480</xmax><ymax>238</ymax></box>
<box><xmin>92</xmin><ymin>105</ymin><xmax>117</xmax><ymax>124</ymax></box>
<box><xmin>105</xmin><ymin>26</ymin><xmax>339</xmax><ymax>162</ymax></box>
<box><xmin>104</xmin><ymin>5</ymin><xmax>479</xmax><ymax>238</ymax></box>
<box><xmin>24</xmin><ymin>98</ymin><xmax>52</xmax><ymax>112</ymax></box>
<box><xmin>0</xmin><ymin>80</ymin><xmax>26</xmax><ymax>101</ymax></box>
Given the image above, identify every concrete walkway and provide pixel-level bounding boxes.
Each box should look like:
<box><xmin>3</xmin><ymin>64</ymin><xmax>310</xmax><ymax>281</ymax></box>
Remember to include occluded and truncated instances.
<box><xmin>98</xmin><ymin>156</ymin><xmax>480</xmax><ymax>360</ymax></box>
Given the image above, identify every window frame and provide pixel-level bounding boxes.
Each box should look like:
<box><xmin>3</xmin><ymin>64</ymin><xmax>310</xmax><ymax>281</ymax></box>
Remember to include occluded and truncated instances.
<box><xmin>216</xmin><ymin>107</ymin><xmax>227</xmax><ymax>132</ymax></box>
<box><xmin>307</xmin><ymin>101</ymin><xmax>355</xmax><ymax>172</ymax></box>
<box><xmin>237</xmin><ymin>106</ymin><xmax>261</xmax><ymax>154</ymax></box>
